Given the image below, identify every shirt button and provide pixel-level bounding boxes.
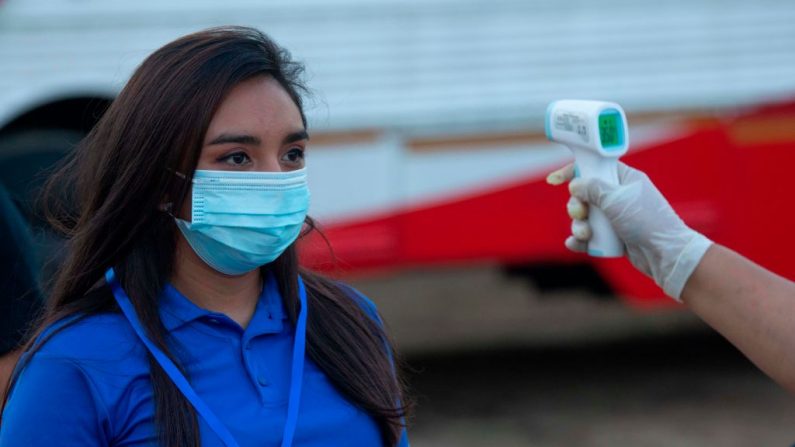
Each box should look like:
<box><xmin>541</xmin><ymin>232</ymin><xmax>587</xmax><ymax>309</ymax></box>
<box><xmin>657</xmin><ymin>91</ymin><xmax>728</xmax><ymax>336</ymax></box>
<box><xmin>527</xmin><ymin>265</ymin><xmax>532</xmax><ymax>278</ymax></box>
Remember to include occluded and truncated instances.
<box><xmin>207</xmin><ymin>318</ymin><xmax>220</xmax><ymax>325</ymax></box>
<box><xmin>244</xmin><ymin>343</ymin><xmax>252</xmax><ymax>351</ymax></box>
<box><xmin>257</xmin><ymin>374</ymin><xmax>269</xmax><ymax>387</ymax></box>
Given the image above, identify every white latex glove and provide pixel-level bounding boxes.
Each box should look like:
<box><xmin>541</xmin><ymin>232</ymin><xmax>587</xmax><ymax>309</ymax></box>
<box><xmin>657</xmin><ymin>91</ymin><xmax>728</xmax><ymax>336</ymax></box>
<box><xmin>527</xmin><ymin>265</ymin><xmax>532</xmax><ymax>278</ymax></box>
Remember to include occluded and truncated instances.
<box><xmin>546</xmin><ymin>162</ymin><xmax>713</xmax><ymax>301</ymax></box>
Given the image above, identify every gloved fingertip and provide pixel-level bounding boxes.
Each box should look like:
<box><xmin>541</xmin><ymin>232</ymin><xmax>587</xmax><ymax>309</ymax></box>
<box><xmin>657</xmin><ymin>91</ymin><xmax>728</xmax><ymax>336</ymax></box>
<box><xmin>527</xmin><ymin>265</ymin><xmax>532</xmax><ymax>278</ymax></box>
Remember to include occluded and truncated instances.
<box><xmin>546</xmin><ymin>164</ymin><xmax>575</xmax><ymax>185</ymax></box>
<box><xmin>568</xmin><ymin>178</ymin><xmax>585</xmax><ymax>199</ymax></box>
<box><xmin>566</xmin><ymin>197</ymin><xmax>588</xmax><ymax>220</ymax></box>
<box><xmin>564</xmin><ymin>235</ymin><xmax>587</xmax><ymax>253</ymax></box>
<box><xmin>571</xmin><ymin>219</ymin><xmax>592</xmax><ymax>241</ymax></box>
<box><xmin>546</xmin><ymin>172</ymin><xmax>562</xmax><ymax>185</ymax></box>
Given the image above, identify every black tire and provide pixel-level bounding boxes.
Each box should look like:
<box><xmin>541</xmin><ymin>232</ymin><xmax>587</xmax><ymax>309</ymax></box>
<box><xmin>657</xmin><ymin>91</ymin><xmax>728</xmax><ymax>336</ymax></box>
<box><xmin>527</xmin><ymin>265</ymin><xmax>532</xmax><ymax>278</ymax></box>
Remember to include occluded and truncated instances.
<box><xmin>0</xmin><ymin>182</ymin><xmax>41</xmax><ymax>354</ymax></box>
<box><xmin>0</xmin><ymin>129</ymin><xmax>84</xmax><ymax>337</ymax></box>
<box><xmin>0</xmin><ymin>128</ymin><xmax>83</xmax><ymax>226</ymax></box>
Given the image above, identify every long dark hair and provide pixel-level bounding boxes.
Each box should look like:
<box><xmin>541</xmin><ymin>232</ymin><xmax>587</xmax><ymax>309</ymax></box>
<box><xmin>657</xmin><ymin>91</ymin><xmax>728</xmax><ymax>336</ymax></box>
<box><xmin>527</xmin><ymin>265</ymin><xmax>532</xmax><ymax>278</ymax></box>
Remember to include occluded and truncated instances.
<box><xmin>1</xmin><ymin>26</ymin><xmax>411</xmax><ymax>446</ymax></box>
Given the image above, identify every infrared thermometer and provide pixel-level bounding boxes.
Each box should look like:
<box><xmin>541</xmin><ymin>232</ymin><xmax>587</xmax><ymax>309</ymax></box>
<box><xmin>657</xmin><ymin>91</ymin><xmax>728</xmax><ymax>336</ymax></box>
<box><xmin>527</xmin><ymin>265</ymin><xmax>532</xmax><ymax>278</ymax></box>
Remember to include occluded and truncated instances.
<box><xmin>545</xmin><ymin>100</ymin><xmax>629</xmax><ymax>258</ymax></box>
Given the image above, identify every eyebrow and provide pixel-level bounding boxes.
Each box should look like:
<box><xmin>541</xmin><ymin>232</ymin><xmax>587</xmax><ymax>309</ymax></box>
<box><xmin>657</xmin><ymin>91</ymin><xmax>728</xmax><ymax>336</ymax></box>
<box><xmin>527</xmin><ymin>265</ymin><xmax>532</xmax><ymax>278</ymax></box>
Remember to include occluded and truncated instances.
<box><xmin>208</xmin><ymin>133</ymin><xmax>260</xmax><ymax>146</ymax></box>
<box><xmin>284</xmin><ymin>130</ymin><xmax>310</xmax><ymax>144</ymax></box>
<box><xmin>207</xmin><ymin>130</ymin><xmax>309</xmax><ymax>146</ymax></box>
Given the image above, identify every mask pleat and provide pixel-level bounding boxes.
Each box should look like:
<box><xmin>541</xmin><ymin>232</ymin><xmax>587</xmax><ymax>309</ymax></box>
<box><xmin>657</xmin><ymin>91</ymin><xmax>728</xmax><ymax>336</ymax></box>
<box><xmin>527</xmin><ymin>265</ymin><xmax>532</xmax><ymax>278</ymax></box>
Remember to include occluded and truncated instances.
<box><xmin>175</xmin><ymin>168</ymin><xmax>310</xmax><ymax>275</ymax></box>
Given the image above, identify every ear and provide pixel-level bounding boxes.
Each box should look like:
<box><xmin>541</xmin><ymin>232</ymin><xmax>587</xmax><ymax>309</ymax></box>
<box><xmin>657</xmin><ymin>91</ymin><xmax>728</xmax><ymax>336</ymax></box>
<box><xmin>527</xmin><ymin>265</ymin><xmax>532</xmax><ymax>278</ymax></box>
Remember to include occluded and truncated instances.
<box><xmin>161</xmin><ymin>168</ymin><xmax>190</xmax><ymax>217</ymax></box>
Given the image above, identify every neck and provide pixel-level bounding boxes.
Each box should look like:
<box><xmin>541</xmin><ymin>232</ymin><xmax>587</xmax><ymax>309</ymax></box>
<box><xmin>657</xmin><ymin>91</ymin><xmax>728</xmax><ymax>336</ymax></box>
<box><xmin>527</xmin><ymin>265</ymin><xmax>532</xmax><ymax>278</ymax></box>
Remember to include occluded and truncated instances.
<box><xmin>0</xmin><ymin>350</ymin><xmax>21</xmax><ymax>403</ymax></box>
<box><xmin>171</xmin><ymin>234</ymin><xmax>261</xmax><ymax>329</ymax></box>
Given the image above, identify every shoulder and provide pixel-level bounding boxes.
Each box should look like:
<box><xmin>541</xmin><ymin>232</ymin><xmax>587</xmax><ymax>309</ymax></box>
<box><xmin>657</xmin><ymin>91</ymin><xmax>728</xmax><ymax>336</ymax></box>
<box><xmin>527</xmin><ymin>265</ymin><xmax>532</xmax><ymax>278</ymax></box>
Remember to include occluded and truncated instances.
<box><xmin>4</xmin><ymin>296</ymin><xmax>150</xmax><ymax>442</ymax></box>
<box><xmin>2</xmin><ymin>351</ymin><xmax>114</xmax><ymax>444</ymax></box>
<box><xmin>333</xmin><ymin>281</ymin><xmax>382</xmax><ymax>325</ymax></box>
<box><xmin>34</xmin><ymin>311</ymin><xmax>143</xmax><ymax>363</ymax></box>
<box><xmin>30</xmin><ymin>285</ymin><xmax>142</xmax><ymax>362</ymax></box>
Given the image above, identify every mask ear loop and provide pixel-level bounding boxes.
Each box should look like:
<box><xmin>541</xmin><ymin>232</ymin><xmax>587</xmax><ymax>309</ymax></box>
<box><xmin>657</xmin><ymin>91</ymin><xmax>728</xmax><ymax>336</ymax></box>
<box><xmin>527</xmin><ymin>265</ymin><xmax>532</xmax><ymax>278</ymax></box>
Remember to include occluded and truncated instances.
<box><xmin>159</xmin><ymin>168</ymin><xmax>191</xmax><ymax>218</ymax></box>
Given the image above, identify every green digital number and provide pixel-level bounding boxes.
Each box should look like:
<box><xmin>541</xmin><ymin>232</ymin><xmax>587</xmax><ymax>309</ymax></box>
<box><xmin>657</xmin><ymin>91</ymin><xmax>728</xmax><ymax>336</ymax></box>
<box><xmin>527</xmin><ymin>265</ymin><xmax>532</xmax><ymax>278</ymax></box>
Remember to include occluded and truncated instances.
<box><xmin>599</xmin><ymin>112</ymin><xmax>621</xmax><ymax>148</ymax></box>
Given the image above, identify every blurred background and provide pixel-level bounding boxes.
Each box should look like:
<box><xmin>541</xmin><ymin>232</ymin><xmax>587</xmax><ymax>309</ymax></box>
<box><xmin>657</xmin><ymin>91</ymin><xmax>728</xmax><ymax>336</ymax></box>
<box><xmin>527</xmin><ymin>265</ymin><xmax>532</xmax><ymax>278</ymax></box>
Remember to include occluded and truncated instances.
<box><xmin>1</xmin><ymin>0</ymin><xmax>795</xmax><ymax>445</ymax></box>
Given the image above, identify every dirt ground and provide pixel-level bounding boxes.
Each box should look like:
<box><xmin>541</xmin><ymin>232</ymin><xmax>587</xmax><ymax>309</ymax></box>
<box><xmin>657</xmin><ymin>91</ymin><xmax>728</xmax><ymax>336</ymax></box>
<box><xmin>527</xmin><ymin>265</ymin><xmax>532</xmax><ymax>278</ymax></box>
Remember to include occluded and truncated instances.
<box><xmin>403</xmin><ymin>332</ymin><xmax>795</xmax><ymax>447</ymax></box>
<box><xmin>350</xmin><ymin>266</ymin><xmax>795</xmax><ymax>446</ymax></box>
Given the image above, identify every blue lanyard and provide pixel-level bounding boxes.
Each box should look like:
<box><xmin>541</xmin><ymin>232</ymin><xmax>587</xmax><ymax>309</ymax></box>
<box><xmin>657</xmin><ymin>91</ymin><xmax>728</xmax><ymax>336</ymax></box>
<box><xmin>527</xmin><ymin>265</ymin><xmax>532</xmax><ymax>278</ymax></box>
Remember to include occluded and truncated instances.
<box><xmin>105</xmin><ymin>268</ymin><xmax>308</xmax><ymax>447</ymax></box>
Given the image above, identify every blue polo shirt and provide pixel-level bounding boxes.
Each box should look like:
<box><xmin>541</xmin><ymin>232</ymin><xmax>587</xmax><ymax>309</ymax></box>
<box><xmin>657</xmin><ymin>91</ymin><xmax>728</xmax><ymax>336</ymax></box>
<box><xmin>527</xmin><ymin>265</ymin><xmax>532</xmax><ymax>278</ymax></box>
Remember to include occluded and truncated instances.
<box><xmin>0</xmin><ymin>272</ymin><xmax>409</xmax><ymax>446</ymax></box>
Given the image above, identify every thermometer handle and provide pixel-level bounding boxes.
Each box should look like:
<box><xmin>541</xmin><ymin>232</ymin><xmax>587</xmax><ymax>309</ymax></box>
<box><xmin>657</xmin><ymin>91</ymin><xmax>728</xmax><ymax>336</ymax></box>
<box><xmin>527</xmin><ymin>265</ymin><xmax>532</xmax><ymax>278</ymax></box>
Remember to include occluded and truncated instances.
<box><xmin>573</xmin><ymin>152</ymin><xmax>625</xmax><ymax>258</ymax></box>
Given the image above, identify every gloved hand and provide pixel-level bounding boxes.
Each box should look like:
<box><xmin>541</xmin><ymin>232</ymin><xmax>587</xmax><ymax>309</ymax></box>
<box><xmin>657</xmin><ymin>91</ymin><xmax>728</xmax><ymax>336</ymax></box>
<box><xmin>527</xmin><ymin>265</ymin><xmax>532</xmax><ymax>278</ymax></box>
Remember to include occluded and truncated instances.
<box><xmin>546</xmin><ymin>162</ymin><xmax>713</xmax><ymax>301</ymax></box>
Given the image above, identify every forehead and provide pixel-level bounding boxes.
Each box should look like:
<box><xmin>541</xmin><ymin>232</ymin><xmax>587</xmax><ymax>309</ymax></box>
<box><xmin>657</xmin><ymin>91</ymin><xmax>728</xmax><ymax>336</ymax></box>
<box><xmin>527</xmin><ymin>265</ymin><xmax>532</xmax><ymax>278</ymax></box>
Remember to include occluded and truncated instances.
<box><xmin>204</xmin><ymin>76</ymin><xmax>303</xmax><ymax>142</ymax></box>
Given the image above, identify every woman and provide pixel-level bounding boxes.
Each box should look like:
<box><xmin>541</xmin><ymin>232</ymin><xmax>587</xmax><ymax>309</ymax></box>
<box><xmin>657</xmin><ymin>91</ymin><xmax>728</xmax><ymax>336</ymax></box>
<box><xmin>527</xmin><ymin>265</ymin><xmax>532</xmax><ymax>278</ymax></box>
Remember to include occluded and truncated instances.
<box><xmin>548</xmin><ymin>162</ymin><xmax>795</xmax><ymax>393</ymax></box>
<box><xmin>0</xmin><ymin>26</ymin><xmax>410</xmax><ymax>446</ymax></box>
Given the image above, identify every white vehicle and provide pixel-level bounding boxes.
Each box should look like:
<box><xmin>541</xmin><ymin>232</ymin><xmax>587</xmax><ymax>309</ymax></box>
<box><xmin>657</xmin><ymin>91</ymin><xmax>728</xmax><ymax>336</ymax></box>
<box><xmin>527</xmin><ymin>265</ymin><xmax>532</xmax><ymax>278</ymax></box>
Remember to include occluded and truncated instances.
<box><xmin>2</xmin><ymin>1</ymin><xmax>795</xmax><ymax>347</ymax></box>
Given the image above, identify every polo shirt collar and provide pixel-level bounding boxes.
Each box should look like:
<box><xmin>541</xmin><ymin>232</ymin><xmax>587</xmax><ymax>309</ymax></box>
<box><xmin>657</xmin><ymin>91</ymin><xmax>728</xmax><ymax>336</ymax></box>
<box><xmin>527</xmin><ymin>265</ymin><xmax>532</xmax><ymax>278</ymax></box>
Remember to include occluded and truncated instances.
<box><xmin>158</xmin><ymin>269</ymin><xmax>287</xmax><ymax>333</ymax></box>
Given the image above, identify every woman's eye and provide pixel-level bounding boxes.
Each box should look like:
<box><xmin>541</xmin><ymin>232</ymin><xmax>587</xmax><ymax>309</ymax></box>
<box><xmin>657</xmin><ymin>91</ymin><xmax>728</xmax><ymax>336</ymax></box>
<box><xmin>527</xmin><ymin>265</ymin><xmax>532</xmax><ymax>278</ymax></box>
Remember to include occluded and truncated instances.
<box><xmin>219</xmin><ymin>151</ymin><xmax>252</xmax><ymax>166</ymax></box>
<box><xmin>284</xmin><ymin>148</ymin><xmax>305</xmax><ymax>164</ymax></box>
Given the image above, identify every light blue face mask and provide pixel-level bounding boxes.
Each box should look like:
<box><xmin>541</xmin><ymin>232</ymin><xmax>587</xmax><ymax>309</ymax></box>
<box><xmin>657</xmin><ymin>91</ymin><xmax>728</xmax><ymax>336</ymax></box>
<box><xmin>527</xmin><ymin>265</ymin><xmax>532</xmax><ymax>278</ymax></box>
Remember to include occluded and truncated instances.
<box><xmin>175</xmin><ymin>167</ymin><xmax>310</xmax><ymax>275</ymax></box>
